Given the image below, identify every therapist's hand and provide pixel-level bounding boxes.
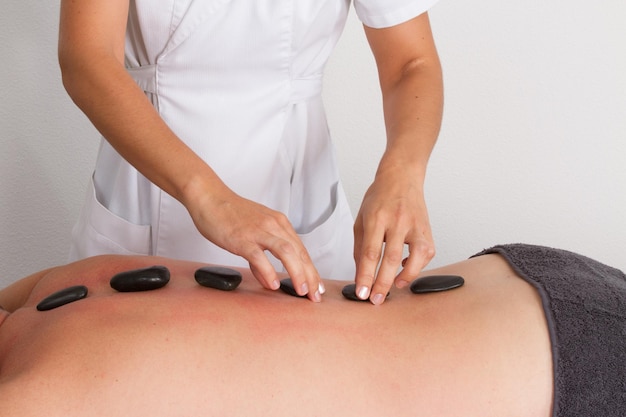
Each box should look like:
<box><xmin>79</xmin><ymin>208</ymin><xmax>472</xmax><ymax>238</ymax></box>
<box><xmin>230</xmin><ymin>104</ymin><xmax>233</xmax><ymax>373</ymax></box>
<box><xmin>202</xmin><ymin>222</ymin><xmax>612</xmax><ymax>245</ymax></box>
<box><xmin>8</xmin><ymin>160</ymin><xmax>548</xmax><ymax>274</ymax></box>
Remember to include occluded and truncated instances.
<box><xmin>353</xmin><ymin>167</ymin><xmax>435</xmax><ymax>305</ymax></box>
<box><xmin>186</xmin><ymin>185</ymin><xmax>323</xmax><ymax>302</ymax></box>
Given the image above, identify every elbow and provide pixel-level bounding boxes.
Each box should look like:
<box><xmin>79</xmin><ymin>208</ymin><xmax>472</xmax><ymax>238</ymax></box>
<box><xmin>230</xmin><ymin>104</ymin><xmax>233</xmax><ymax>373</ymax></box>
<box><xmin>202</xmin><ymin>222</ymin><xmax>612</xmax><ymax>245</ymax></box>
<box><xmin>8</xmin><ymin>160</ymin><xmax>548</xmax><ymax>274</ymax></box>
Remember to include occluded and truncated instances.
<box><xmin>399</xmin><ymin>55</ymin><xmax>441</xmax><ymax>82</ymax></box>
<box><xmin>58</xmin><ymin>50</ymin><xmax>81</xmax><ymax>100</ymax></box>
<box><xmin>58</xmin><ymin>42</ymin><xmax>99</xmax><ymax>102</ymax></box>
<box><xmin>58</xmin><ymin>46</ymin><xmax>127</xmax><ymax>105</ymax></box>
<box><xmin>379</xmin><ymin>53</ymin><xmax>443</xmax><ymax>94</ymax></box>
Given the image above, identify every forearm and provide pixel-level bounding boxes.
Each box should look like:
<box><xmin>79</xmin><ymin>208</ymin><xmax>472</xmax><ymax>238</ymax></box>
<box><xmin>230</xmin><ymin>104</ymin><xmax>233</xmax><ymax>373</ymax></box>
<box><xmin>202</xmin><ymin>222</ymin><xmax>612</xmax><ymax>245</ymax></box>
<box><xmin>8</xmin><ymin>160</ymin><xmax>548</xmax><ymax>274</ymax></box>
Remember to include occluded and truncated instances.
<box><xmin>363</xmin><ymin>12</ymin><xmax>443</xmax><ymax>183</ymax></box>
<box><xmin>378</xmin><ymin>55</ymin><xmax>443</xmax><ymax>181</ymax></box>
<box><xmin>354</xmin><ymin>15</ymin><xmax>441</xmax><ymax>303</ymax></box>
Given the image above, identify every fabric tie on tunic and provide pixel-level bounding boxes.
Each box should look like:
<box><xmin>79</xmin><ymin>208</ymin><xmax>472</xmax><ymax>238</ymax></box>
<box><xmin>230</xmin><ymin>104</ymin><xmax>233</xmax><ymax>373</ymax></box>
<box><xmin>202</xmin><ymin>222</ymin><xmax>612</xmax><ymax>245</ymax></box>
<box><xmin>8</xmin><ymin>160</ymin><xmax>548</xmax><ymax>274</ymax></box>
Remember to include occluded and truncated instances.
<box><xmin>127</xmin><ymin>65</ymin><xmax>323</xmax><ymax>104</ymax></box>
<box><xmin>289</xmin><ymin>76</ymin><xmax>323</xmax><ymax>104</ymax></box>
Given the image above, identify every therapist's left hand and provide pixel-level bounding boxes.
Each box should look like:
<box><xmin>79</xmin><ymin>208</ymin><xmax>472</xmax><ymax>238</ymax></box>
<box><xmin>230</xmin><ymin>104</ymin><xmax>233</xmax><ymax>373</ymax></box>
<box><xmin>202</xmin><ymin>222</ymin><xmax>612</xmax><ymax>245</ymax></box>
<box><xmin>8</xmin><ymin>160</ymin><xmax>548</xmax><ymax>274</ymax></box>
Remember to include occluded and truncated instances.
<box><xmin>353</xmin><ymin>166</ymin><xmax>435</xmax><ymax>305</ymax></box>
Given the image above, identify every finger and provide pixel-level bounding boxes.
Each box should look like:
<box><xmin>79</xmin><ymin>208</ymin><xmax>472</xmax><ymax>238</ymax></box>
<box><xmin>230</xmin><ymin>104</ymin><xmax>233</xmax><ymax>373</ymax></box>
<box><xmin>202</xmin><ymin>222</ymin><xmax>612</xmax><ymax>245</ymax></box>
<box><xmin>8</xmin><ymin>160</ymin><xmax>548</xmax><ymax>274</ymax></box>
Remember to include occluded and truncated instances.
<box><xmin>262</xmin><ymin>225</ymin><xmax>322</xmax><ymax>302</ymax></box>
<box><xmin>353</xmin><ymin>212</ymin><xmax>364</xmax><ymax>262</ymax></box>
<box><xmin>395</xmin><ymin>237</ymin><xmax>435</xmax><ymax>286</ymax></box>
<box><xmin>245</xmin><ymin>246</ymin><xmax>280</xmax><ymax>290</ymax></box>
<box><xmin>354</xmin><ymin>220</ymin><xmax>385</xmax><ymax>301</ymax></box>
<box><xmin>244</xmin><ymin>211</ymin><xmax>320</xmax><ymax>300</ymax></box>
<box><xmin>278</xmin><ymin>241</ymin><xmax>322</xmax><ymax>302</ymax></box>
<box><xmin>369</xmin><ymin>234</ymin><xmax>405</xmax><ymax>305</ymax></box>
<box><xmin>352</xmin><ymin>216</ymin><xmax>364</xmax><ymax>286</ymax></box>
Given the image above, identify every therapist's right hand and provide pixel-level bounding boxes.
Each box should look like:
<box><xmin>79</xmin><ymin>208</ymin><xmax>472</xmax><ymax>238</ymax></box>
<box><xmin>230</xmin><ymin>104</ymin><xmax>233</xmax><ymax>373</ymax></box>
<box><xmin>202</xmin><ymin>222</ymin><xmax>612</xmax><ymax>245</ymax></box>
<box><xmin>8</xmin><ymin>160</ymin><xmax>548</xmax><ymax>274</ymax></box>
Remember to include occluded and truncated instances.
<box><xmin>185</xmin><ymin>183</ymin><xmax>323</xmax><ymax>302</ymax></box>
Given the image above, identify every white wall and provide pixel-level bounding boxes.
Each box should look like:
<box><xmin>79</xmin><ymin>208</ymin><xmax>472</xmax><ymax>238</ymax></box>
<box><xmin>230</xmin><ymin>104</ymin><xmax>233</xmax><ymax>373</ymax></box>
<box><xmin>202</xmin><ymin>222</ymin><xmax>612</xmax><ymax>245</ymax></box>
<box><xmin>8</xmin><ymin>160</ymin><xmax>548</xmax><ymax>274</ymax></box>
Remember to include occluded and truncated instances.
<box><xmin>1</xmin><ymin>0</ymin><xmax>625</xmax><ymax>287</ymax></box>
<box><xmin>326</xmin><ymin>0</ymin><xmax>626</xmax><ymax>270</ymax></box>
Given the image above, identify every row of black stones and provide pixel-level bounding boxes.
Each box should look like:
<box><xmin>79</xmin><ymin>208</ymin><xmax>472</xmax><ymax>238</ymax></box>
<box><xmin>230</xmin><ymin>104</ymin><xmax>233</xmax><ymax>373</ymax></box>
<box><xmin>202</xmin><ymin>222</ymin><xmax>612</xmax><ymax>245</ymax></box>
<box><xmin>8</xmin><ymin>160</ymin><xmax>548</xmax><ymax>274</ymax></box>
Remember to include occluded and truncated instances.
<box><xmin>279</xmin><ymin>275</ymin><xmax>465</xmax><ymax>301</ymax></box>
<box><xmin>109</xmin><ymin>265</ymin><xmax>244</xmax><ymax>292</ymax></box>
<box><xmin>36</xmin><ymin>265</ymin><xmax>243</xmax><ymax>311</ymax></box>
<box><xmin>36</xmin><ymin>268</ymin><xmax>465</xmax><ymax>311</ymax></box>
<box><xmin>341</xmin><ymin>274</ymin><xmax>464</xmax><ymax>301</ymax></box>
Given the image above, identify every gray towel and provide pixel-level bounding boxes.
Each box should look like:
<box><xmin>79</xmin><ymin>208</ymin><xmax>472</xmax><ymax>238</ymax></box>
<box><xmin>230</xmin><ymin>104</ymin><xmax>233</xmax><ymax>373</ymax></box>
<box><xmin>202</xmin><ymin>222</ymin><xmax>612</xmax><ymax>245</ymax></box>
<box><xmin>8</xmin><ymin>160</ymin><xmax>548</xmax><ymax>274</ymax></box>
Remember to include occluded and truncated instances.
<box><xmin>472</xmin><ymin>244</ymin><xmax>626</xmax><ymax>416</ymax></box>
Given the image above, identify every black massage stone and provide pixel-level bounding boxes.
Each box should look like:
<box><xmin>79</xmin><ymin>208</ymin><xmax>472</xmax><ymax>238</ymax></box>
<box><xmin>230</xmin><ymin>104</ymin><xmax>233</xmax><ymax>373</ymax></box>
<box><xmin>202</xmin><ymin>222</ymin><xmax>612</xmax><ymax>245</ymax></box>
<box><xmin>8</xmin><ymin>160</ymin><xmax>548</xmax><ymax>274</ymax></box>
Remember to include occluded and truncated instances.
<box><xmin>194</xmin><ymin>266</ymin><xmax>242</xmax><ymax>291</ymax></box>
<box><xmin>341</xmin><ymin>283</ymin><xmax>389</xmax><ymax>302</ymax></box>
<box><xmin>110</xmin><ymin>266</ymin><xmax>170</xmax><ymax>292</ymax></box>
<box><xmin>410</xmin><ymin>275</ymin><xmax>465</xmax><ymax>294</ymax></box>
<box><xmin>37</xmin><ymin>285</ymin><xmax>88</xmax><ymax>311</ymax></box>
<box><xmin>279</xmin><ymin>278</ymin><xmax>307</xmax><ymax>298</ymax></box>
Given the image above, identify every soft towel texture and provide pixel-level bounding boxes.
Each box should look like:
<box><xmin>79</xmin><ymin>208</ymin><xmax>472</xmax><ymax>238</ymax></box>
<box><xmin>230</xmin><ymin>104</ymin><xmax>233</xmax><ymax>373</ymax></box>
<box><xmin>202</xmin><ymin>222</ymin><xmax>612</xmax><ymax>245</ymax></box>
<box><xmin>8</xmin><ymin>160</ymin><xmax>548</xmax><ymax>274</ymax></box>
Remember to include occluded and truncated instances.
<box><xmin>473</xmin><ymin>244</ymin><xmax>626</xmax><ymax>416</ymax></box>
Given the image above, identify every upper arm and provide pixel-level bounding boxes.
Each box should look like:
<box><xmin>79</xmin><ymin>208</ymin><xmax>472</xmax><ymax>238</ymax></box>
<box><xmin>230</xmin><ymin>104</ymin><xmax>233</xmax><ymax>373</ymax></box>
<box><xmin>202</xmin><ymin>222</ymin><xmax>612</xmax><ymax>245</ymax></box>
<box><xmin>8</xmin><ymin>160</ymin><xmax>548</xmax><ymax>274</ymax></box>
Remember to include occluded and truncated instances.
<box><xmin>363</xmin><ymin>12</ymin><xmax>441</xmax><ymax>90</ymax></box>
<box><xmin>58</xmin><ymin>0</ymin><xmax>130</xmax><ymax>68</ymax></box>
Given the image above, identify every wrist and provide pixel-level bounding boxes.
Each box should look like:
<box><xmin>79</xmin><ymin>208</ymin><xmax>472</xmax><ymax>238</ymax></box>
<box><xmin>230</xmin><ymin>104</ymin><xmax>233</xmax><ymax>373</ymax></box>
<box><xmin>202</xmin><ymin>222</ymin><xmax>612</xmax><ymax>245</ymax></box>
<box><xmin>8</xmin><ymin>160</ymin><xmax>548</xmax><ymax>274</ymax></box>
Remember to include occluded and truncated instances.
<box><xmin>179</xmin><ymin>170</ymin><xmax>230</xmax><ymax>217</ymax></box>
<box><xmin>376</xmin><ymin>151</ymin><xmax>428</xmax><ymax>183</ymax></box>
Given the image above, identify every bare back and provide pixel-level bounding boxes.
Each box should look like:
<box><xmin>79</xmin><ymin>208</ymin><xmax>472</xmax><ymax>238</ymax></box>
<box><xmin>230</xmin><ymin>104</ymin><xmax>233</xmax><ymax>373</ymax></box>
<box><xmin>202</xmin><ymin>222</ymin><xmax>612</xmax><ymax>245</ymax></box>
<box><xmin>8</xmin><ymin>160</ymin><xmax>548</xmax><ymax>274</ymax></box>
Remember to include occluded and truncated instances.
<box><xmin>0</xmin><ymin>254</ymin><xmax>552</xmax><ymax>417</ymax></box>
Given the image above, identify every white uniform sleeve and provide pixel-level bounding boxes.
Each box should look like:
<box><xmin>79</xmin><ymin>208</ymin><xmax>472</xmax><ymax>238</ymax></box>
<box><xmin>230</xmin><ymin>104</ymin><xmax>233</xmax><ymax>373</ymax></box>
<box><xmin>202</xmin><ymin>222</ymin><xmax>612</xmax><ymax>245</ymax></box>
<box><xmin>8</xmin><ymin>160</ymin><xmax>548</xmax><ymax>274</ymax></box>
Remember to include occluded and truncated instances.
<box><xmin>353</xmin><ymin>0</ymin><xmax>440</xmax><ymax>29</ymax></box>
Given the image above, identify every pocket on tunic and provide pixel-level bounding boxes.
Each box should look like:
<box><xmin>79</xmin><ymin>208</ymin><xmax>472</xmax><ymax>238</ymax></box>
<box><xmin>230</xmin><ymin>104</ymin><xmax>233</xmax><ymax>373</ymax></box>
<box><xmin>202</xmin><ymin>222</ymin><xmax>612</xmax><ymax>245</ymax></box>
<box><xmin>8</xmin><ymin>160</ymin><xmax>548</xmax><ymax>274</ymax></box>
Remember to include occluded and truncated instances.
<box><xmin>69</xmin><ymin>175</ymin><xmax>152</xmax><ymax>260</ymax></box>
<box><xmin>297</xmin><ymin>182</ymin><xmax>355</xmax><ymax>278</ymax></box>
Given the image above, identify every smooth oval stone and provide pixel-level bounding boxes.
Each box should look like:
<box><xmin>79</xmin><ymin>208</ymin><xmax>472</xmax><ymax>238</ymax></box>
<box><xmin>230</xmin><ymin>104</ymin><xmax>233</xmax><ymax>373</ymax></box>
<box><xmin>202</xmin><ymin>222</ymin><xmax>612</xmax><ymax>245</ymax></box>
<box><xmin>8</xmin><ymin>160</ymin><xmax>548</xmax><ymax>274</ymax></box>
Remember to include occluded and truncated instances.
<box><xmin>194</xmin><ymin>266</ymin><xmax>242</xmax><ymax>291</ymax></box>
<box><xmin>279</xmin><ymin>278</ymin><xmax>307</xmax><ymax>298</ymax></box>
<box><xmin>37</xmin><ymin>285</ymin><xmax>88</xmax><ymax>311</ymax></box>
<box><xmin>110</xmin><ymin>266</ymin><xmax>170</xmax><ymax>292</ymax></box>
<box><xmin>410</xmin><ymin>275</ymin><xmax>465</xmax><ymax>294</ymax></box>
<box><xmin>341</xmin><ymin>284</ymin><xmax>390</xmax><ymax>302</ymax></box>
<box><xmin>341</xmin><ymin>284</ymin><xmax>369</xmax><ymax>302</ymax></box>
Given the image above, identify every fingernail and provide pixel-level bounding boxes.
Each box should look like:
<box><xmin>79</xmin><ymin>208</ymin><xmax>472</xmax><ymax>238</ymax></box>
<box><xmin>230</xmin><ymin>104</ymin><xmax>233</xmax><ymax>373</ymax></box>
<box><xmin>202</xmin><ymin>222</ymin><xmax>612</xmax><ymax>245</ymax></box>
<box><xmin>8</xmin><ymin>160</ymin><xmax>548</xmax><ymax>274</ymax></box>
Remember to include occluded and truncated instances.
<box><xmin>312</xmin><ymin>290</ymin><xmax>321</xmax><ymax>303</ymax></box>
<box><xmin>357</xmin><ymin>285</ymin><xmax>369</xmax><ymax>300</ymax></box>
<box><xmin>371</xmin><ymin>293</ymin><xmax>385</xmax><ymax>305</ymax></box>
<box><xmin>271</xmin><ymin>279</ymin><xmax>280</xmax><ymax>290</ymax></box>
<box><xmin>396</xmin><ymin>280</ymin><xmax>409</xmax><ymax>289</ymax></box>
<box><xmin>318</xmin><ymin>282</ymin><xmax>326</xmax><ymax>295</ymax></box>
<box><xmin>301</xmin><ymin>282</ymin><xmax>309</xmax><ymax>295</ymax></box>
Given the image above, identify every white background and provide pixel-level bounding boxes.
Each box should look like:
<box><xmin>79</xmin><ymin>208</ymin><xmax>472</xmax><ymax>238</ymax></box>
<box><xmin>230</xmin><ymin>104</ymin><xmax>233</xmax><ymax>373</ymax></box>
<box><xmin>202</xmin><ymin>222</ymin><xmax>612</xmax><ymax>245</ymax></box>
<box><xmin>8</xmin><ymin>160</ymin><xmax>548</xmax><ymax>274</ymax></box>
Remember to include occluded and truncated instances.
<box><xmin>1</xmin><ymin>0</ymin><xmax>625</xmax><ymax>287</ymax></box>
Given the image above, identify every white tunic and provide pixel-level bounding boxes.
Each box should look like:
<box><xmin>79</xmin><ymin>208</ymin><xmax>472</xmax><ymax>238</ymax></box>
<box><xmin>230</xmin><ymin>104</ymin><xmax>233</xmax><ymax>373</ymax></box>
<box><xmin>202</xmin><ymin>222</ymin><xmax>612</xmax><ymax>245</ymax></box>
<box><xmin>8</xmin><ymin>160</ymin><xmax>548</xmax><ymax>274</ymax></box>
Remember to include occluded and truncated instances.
<box><xmin>69</xmin><ymin>0</ymin><xmax>439</xmax><ymax>278</ymax></box>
